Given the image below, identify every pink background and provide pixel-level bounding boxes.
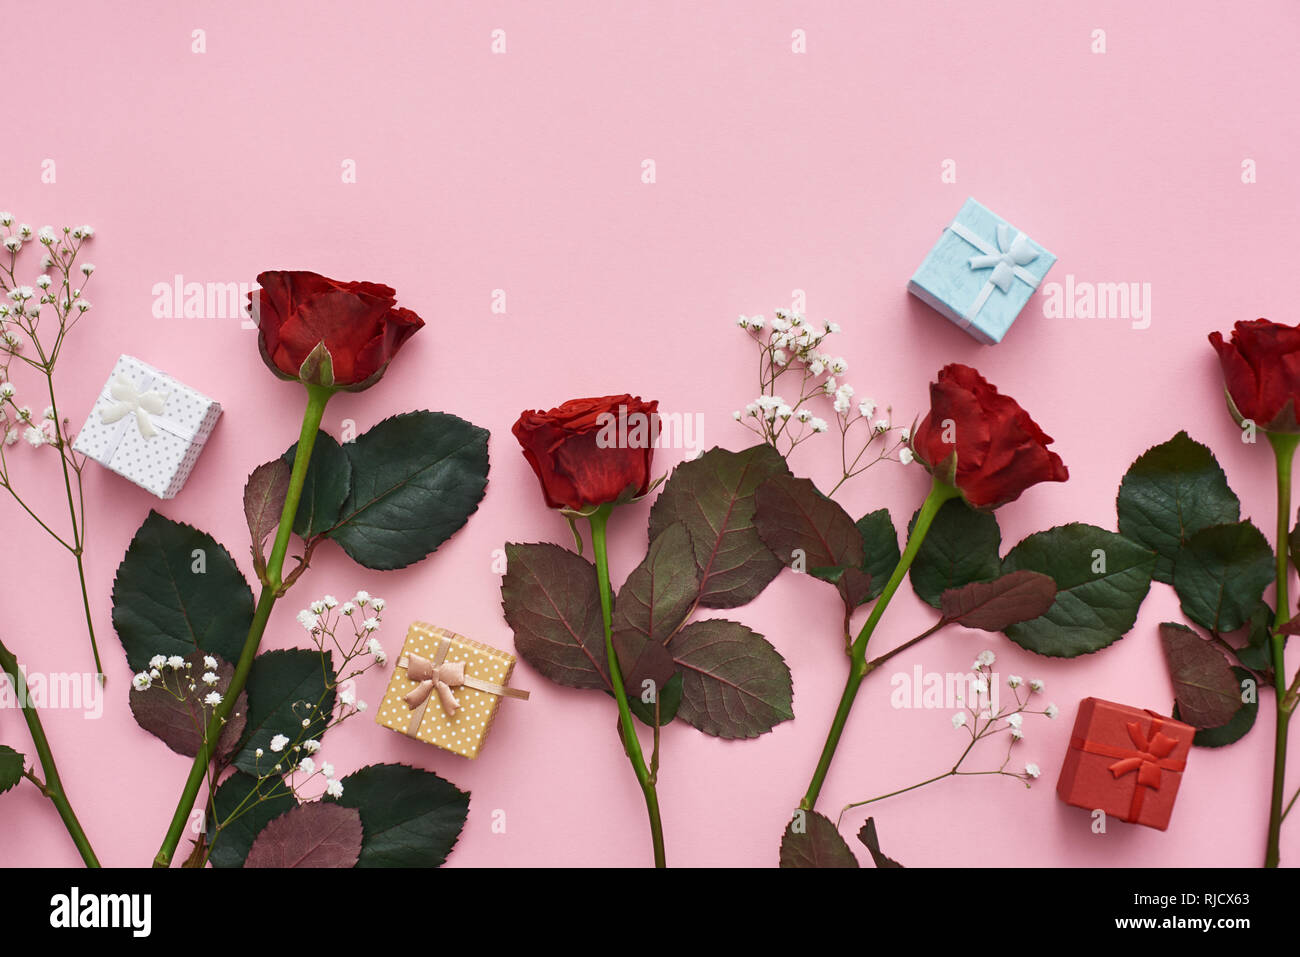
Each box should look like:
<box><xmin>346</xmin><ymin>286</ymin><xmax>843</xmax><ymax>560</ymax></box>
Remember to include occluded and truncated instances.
<box><xmin>2</xmin><ymin>0</ymin><xmax>1298</xmax><ymax>867</ymax></box>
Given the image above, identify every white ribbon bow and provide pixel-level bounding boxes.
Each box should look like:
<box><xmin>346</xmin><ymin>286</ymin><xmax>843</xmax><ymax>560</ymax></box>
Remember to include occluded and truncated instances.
<box><xmin>99</xmin><ymin>373</ymin><xmax>170</xmax><ymax>440</ymax></box>
<box><xmin>967</xmin><ymin>223</ymin><xmax>1039</xmax><ymax>292</ymax></box>
<box><xmin>946</xmin><ymin>219</ymin><xmax>1043</xmax><ymax>327</ymax></box>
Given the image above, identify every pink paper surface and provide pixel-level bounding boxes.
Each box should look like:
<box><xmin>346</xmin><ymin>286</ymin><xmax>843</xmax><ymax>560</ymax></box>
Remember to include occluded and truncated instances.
<box><xmin>1</xmin><ymin>0</ymin><xmax>1296</xmax><ymax>867</ymax></box>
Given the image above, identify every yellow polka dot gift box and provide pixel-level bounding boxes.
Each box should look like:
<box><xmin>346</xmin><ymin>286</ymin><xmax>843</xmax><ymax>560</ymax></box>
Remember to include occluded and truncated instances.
<box><xmin>376</xmin><ymin>622</ymin><xmax>529</xmax><ymax>758</ymax></box>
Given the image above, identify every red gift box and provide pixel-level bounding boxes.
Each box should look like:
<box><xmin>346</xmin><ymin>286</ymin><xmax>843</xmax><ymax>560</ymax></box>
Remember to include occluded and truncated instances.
<box><xmin>1056</xmin><ymin>697</ymin><xmax>1194</xmax><ymax>831</ymax></box>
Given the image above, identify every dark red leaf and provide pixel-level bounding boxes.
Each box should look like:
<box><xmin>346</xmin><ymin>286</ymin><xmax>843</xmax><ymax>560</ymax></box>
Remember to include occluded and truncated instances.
<box><xmin>940</xmin><ymin>571</ymin><xmax>1057</xmax><ymax>631</ymax></box>
<box><xmin>779</xmin><ymin>810</ymin><xmax>859</xmax><ymax>868</ymax></box>
<box><xmin>1159</xmin><ymin>622</ymin><xmax>1242</xmax><ymax>729</ymax></box>
<box><xmin>129</xmin><ymin>651</ymin><xmax>247</xmax><ymax>762</ymax></box>
<box><xmin>244</xmin><ymin>802</ymin><xmax>363</xmax><ymax>868</ymax></box>
<box><xmin>857</xmin><ymin>817</ymin><xmax>904</xmax><ymax>868</ymax></box>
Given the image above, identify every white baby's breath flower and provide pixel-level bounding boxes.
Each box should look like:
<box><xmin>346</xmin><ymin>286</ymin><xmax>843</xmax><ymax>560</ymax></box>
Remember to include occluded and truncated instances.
<box><xmin>201</xmin><ymin>671</ymin><xmax>219</xmax><ymax>686</ymax></box>
<box><xmin>322</xmin><ymin>595</ymin><xmax>338</xmax><ymax>608</ymax></box>
<box><xmin>1007</xmin><ymin>675</ymin><xmax>1022</xmax><ymax>689</ymax></box>
<box><xmin>203</xmin><ymin>655</ymin><xmax>217</xmax><ymax>670</ymax></box>
<box><xmin>1006</xmin><ymin>713</ymin><xmax>1023</xmax><ymax>729</ymax></box>
<box><xmin>310</xmin><ymin>600</ymin><xmax>326</xmax><ymax>615</ymax></box>
<box><xmin>303</xmin><ymin>739</ymin><xmax>321</xmax><ymax>754</ymax></box>
<box><xmin>23</xmin><ymin>427</ymin><xmax>45</xmax><ymax>448</ymax></box>
<box><xmin>326</xmin><ymin>779</ymin><xmax>344</xmax><ymax>798</ymax></box>
<box><xmin>322</xmin><ymin>762</ymin><xmax>335</xmax><ymax>778</ymax></box>
<box><xmin>1029</xmin><ymin>679</ymin><xmax>1044</xmax><ymax>693</ymax></box>
<box><xmin>353</xmin><ymin>591</ymin><xmax>370</xmax><ymax>606</ymax></box>
<box><xmin>829</xmin><ymin>357</ymin><xmax>848</xmax><ymax>375</ymax></box>
<box><xmin>255</xmin><ymin>748</ymin><xmax>264</xmax><ymax>758</ymax></box>
<box><xmin>132</xmin><ymin>672</ymin><xmax>152</xmax><ymax>692</ymax></box>
<box><xmin>204</xmin><ymin>692</ymin><xmax>222</xmax><ymax>707</ymax></box>
<box><xmin>898</xmin><ymin>448</ymin><xmax>914</xmax><ymax>465</ymax></box>
<box><xmin>367</xmin><ymin>638</ymin><xmax>387</xmax><ymax>663</ymax></box>
<box><xmin>340</xmin><ymin>689</ymin><xmax>355</xmax><ymax>706</ymax></box>
<box><xmin>873</xmin><ymin>418</ymin><xmax>890</xmax><ymax>433</ymax></box>
<box><xmin>269</xmin><ymin>734</ymin><xmax>289</xmax><ymax>753</ymax></box>
<box><xmin>296</xmin><ymin>609</ymin><xmax>319</xmax><ymax>631</ymax></box>
<box><xmin>36</xmin><ymin>275</ymin><xmax>51</xmax><ymax>289</ymax></box>
<box><xmin>166</xmin><ymin>655</ymin><xmax>185</xmax><ymax>670</ymax></box>
<box><xmin>857</xmin><ymin>399</ymin><xmax>875</xmax><ymax>419</ymax></box>
<box><xmin>80</xmin><ymin>263</ymin><xmax>94</xmax><ymax>276</ymax></box>
<box><xmin>298</xmin><ymin>757</ymin><xmax>316</xmax><ymax>775</ymax></box>
<box><xmin>0</xmin><ymin>382</ymin><xmax>14</xmax><ymax>398</ymax></box>
<box><xmin>795</xmin><ymin>409</ymin><xmax>812</xmax><ymax>423</ymax></box>
<box><xmin>826</xmin><ymin>322</ymin><xmax>841</xmax><ymax>334</ymax></box>
<box><xmin>952</xmin><ymin>711</ymin><xmax>967</xmax><ymax>729</ymax></box>
<box><xmin>972</xmin><ymin>677</ymin><xmax>988</xmax><ymax>696</ymax></box>
<box><xmin>341</xmin><ymin>602</ymin><xmax>355</xmax><ymax>615</ymax></box>
<box><xmin>1010</xmin><ymin>726</ymin><xmax>1024</xmax><ymax>740</ymax></box>
<box><xmin>810</xmin><ymin>417</ymin><xmax>828</xmax><ymax>433</ymax></box>
<box><xmin>1025</xmin><ymin>763</ymin><xmax>1041</xmax><ymax>779</ymax></box>
<box><xmin>356</xmin><ymin>700</ymin><xmax>368</xmax><ymax>712</ymax></box>
<box><xmin>975</xmin><ymin>650</ymin><xmax>996</xmax><ymax>667</ymax></box>
<box><xmin>1045</xmin><ymin>703</ymin><xmax>1059</xmax><ymax>719</ymax></box>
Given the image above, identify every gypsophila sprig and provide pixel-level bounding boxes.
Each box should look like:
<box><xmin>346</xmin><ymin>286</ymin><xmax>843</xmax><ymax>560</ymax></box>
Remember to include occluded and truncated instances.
<box><xmin>0</xmin><ymin>215</ymin><xmax>101</xmax><ymax>675</ymax></box>
<box><xmin>189</xmin><ymin>591</ymin><xmax>389</xmax><ymax>867</ymax></box>
<box><xmin>733</xmin><ymin>309</ymin><xmax>909</xmax><ymax>493</ymax></box>
<box><xmin>838</xmin><ymin>653</ymin><xmax>1057</xmax><ymax>829</ymax></box>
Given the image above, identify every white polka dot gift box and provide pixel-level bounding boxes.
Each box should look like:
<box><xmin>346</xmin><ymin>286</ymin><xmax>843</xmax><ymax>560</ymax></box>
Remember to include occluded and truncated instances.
<box><xmin>71</xmin><ymin>354</ymin><xmax>222</xmax><ymax>499</ymax></box>
<box><xmin>377</xmin><ymin>622</ymin><xmax>529</xmax><ymax>759</ymax></box>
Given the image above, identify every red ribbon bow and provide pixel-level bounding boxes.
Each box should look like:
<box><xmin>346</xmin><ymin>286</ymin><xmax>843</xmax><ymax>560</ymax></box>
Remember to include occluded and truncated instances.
<box><xmin>1070</xmin><ymin>715</ymin><xmax>1185</xmax><ymax>823</ymax></box>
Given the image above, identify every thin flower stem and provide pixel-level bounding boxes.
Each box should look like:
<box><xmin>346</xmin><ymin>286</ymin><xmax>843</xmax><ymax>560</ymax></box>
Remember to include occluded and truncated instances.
<box><xmin>799</xmin><ymin>477</ymin><xmax>963</xmax><ymax>811</ymax></box>
<box><xmin>0</xmin><ymin>635</ymin><xmax>99</xmax><ymax>867</ymax></box>
<box><xmin>588</xmin><ymin>506</ymin><xmax>666</xmax><ymax>868</ymax></box>
<box><xmin>861</xmin><ymin>618</ymin><xmax>949</xmax><ymax>676</ymax></box>
<box><xmin>1265</xmin><ymin>431</ymin><xmax>1299</xmax><ymax>868</ymax></box>
<box><xmin>152</xmin><ymin>384</ymin><xmax>332</xmax><ymax>868</ymax></box>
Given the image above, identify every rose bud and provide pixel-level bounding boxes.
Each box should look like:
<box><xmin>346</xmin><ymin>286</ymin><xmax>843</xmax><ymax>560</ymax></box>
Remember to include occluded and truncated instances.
<box><xmin>512</xmin><ymin>395</ymin><xmax>660</xmax><ymax>511</ymax></box>
<box><xmin>1209</xmin><ymin>319</ymin><xmax>1300</xmax><ymax>433</ymax></box>
<box><xmin>248</xmin><ymin>270</ymin><xmax>423</xmax><ymax>391</ymax></box>
<box><xmin>910</xmin><ymin>363</ymin><xmax>1068</xmax><ymax>509</ymax></box>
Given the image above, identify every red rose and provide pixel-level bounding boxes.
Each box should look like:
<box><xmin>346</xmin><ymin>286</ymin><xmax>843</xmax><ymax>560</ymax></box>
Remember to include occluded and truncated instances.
<box><xmin>512</xmin><ymin>395</ymin><xmax>660</xmax><ymax>510</ymax></box>
<box><xmin>249</xmin><ymin>270</ymin><xmax>424</xmax><ymax>391</ymax></box>
<box><xmin>911</xmin><ymin>364</ymin><xmax>1068</xmax><ymax>509</ymax></box>
<box><xmin>1208</xmin><ymin>319</ymin><xmax>1300</xmax><ymax>433</ymax></box>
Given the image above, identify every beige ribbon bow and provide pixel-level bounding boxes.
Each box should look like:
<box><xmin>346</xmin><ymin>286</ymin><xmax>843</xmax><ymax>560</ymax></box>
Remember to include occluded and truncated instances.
<box><xmin>400</xmin><ymin>635</ymin><xmax>529</xmax><ymax>736</ymax></box>
<box><xmin>404</xmin><ymin>648</ymin><xmax>467</xmax><ymax>718</ymax></box>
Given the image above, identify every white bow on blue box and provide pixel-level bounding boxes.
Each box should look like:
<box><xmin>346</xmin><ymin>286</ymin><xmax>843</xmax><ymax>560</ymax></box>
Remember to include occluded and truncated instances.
<box><xmin>907</xmin><ymin>198</ymin><xmax>1057</xmax><ymax>345</ymax></box>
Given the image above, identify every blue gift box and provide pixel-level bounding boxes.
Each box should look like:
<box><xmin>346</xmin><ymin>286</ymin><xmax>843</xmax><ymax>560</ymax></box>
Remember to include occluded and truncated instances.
<box><xmin>907</xmin><ymin>198</ymin><xmax>1056</xmax><ymax>344</ymax></box>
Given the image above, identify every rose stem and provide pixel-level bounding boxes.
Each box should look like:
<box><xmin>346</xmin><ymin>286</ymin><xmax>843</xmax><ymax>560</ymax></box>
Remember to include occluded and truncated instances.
<box><xmin>588</xmin><ymin>505</ymin><xmax>667</xmax><ymax>868</ymax></box>
<box><xmin>152</xmin><ymin>383</ymin><xmax>331</xmax><ymax>868</ymax></box>
<box><xmin>0</xmin><ymin>635</ymin><xmax>100</xmax><ymax>867</ymax></box>
<box><xmin>799</xmin><ymin>477</ymin><xmax>961</xmax><ymax>812</ymax></box>
<box><xmin>1266</xmin><ymin>431</ymin><xmax>1299</xmax><ymax>867</ymax></box>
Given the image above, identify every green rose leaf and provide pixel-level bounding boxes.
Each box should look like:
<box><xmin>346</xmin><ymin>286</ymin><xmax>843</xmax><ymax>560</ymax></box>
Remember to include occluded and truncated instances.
<box><xmin>111</xmin><ymin>511</ymin><xmax>254</xmax><ymax>672</ymax></box>
<box><xmin>1159</xmin><ymin>622</ymin><xmax>1245</xmax><ymax>729</ymax></box>
<box><xmin>233</xmin><ymin>649</ymin><xmax>337</xmax><ymax>775</ymax></box>
<box><xmin>856</xmin><ymin>509</ymin><xmax>901</xmax><ymax>603</ymax></box>
<box><xmin>857</xmin><ymin>817</ymin><xmax>904</xmax><ymax>868</ymax></box>
<box><xmin>939</xmin><ymin>571</ymin><xmax>1058</xmax><ymax>632</ymax></box>
<box><xmin>283</xmin><ymin>430</ymin><xmax>351</xmax><ymax>540</ymax></box>
<box><xmin>129</xmin><ymin>651</ymin><xmax>246</xmax><ymax>762</ymax></box>
<box><xmin>648</xmin><ymin>444</ymin><xmax>791</xmax><ymax>608</ymax></box>
<box><xmin>0</xmin><ymin>745</ymin><xmax>24</xmax><ymax>795</ymax></box>
<box><xmin>244</xmin><ymin>802</ymin><xmax>363</xmax><ymax>869</ymax></box>
<box><xmin>612</xmin><ymin>523</ymin><xmax>699</xmax><ymax>696</ymax></box>
<box><xmin>754</xmin><ymin>474</ymin><xmax>865</xmax><ymax>575</ymax></box>
<box><xmin>243</xmin><ymin>458</ymin><xmax>290</xmax><ymax>581</ymax></box>
<box><xmin>667</xmin><ymin>619</ymin><xmax>793</xmax><ymax>739</ymax></box>
<box><xmin>501</xmin><ymin>542</ymin><xmax>610</xmax><ymax>692</ymax></box>
<box><xmin>1226</xmin><ymin>602</ymin><xmax>1274</xmax><ymax>673</ymax></box>
<box><xmin>324</xmin><ymin>763</ymin><xmax>470</xmax><ymax>867</ymax></box>
<box><xmin>1002</xmin><ymin>524</ymin><xmax>1156</xmax><ymax>658</ymax></box>
<box><xmin>207</xmin><ymin>771</ymin><xmax>297</xmax><ymax>869</ymax></box>
<box><xmin>327</xmin><ymin>412</ymin><xmax>490</xmax><ymax>570</ymax></box>
<box><xmin>1173</xmin><ymin>521</ymin><xmax>1274</xmax><ymax>634</ymax></box>
<box><xmin>1116</xmin><ymin>431</ymin><xmax>1241</xmax><ymax>584</ymax></box>
<box><xmin>1175</xmin><ymin>666</ymin><xmax>1259</xmax><ymax>748</ymax></box>
<box><xmin>628</xmin><ymin>671</ymin><xmax>684</xmax><ymax>727</ymax></box>
<box><xmin>779</xmin><ymin>811</ymin><xmax>859</xmax><ymax>868</ymax></box>
<box><xmin>909</xmin><ymin>499</ymin><xmax>1002</xmax><ymax>608</ymax></box>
